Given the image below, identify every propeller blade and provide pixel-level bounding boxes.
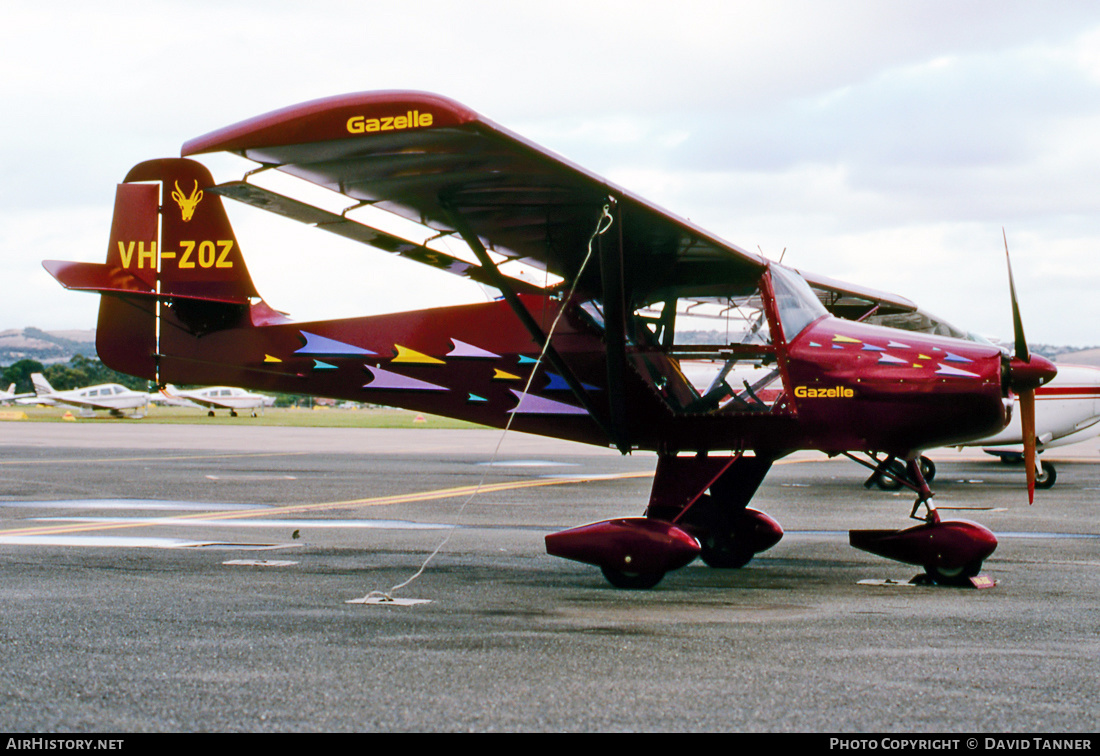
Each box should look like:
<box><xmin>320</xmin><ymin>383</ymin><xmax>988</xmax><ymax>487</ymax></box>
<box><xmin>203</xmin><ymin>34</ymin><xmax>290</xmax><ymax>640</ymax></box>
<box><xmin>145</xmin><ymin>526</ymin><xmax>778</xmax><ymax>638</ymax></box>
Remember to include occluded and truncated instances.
<box><xmin>1004</xmin><ymin>228</ymin><xmax>1029</xmax><ymax>364</ymax></box>
<box><xmin>1020</xmin><ymin>388</ymin><xmax>1037</xmax><ymax>505</ymax></box>
<box><xmin>1003</xmin><ymin>230</ymin><xmax>1052</xmax><ymax>505</ymax></box>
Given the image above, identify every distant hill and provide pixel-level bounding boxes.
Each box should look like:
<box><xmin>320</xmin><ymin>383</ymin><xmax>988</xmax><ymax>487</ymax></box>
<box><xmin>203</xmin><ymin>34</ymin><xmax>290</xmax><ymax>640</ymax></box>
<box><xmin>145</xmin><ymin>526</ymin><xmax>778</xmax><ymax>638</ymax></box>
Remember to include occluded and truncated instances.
<box><xmin>0</xmin><ymin>328</ymin><xmax>97</xmax><ymax>365</ymax></box>
<box><xmin>1051</xmin><ymin>347</ymin><xmax>1100</xmax><ymax>367</ymax></box>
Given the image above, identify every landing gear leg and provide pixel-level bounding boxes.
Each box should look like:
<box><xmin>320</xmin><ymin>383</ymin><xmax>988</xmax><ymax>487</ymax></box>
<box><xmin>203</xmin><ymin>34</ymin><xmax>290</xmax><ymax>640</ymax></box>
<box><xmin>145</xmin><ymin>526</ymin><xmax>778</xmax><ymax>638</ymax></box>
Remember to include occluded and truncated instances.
<box><xmin>648</xmin><ymin>454</ymin><xmax>783</xmax><ymax>570</ymax></box>
<box><xmin>546</xmin><ymin>453</ymin><xmax>784</xmax><ymax>589</ymax></box>
<box><xmin>850</xmin><ymin>456</ymin><xmax>998</xmax><ymax>587</ymax></box>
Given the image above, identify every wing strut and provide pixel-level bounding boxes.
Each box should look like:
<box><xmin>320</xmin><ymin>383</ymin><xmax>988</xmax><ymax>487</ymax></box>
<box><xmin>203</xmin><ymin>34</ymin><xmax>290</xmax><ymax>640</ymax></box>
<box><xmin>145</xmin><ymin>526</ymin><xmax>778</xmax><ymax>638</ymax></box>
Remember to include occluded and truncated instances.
<box><xmin>441</xmin><ymin>200</ymin><xmax>626</xmax><ymax>452</ymax></box>
<box><xmin>597</xmin><ymin>198</ymin><xmax>631</xmax><ymax>453</ymax></box>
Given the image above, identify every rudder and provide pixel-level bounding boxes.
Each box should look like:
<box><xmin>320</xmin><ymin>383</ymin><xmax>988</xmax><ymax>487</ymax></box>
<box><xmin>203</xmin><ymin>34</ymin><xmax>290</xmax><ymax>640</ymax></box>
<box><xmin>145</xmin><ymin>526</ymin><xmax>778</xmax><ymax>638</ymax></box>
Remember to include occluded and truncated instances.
<box><xmin>81</xmin><ymin>158</ymin><xmax>261</xmax><ymax>382</ymax></box>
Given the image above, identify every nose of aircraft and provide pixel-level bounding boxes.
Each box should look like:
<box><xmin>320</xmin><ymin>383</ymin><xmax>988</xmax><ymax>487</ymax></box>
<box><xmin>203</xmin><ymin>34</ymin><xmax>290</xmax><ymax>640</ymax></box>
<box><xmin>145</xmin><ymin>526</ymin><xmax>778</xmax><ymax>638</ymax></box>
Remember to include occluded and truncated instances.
<box><xmin>1007</xmin><ymin>353</ymin><xmax>1057</xmax><ymax>393</ymax></box>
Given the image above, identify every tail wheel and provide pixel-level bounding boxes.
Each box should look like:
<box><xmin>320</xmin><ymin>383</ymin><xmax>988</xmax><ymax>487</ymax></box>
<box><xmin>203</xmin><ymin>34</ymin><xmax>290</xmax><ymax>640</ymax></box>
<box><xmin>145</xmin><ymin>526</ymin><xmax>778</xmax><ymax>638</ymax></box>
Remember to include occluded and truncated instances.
<box><xmin>924</xmin><ymin>560</ymin><xmax>984</xmax><ymax>587</ymax></box>
<box><xmin>600</xmin><ymin>566</ymin><xmax>665</xmax><ymax>590</ymax></box>
<box><xmin>1035</xmin><ymin>460</ymin><xmax>1056</xmax><ymax>489</ymax></box>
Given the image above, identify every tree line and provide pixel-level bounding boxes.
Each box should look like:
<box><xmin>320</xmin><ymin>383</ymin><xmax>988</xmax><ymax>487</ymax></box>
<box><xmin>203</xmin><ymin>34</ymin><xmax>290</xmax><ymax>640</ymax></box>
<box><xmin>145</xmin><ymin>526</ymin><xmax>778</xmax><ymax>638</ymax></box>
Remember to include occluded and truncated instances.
<box><xmin>2</xmin><ymin>355</ymin><xmax>313</xmax><ymax>408</ymax></box>
<box><xmin>1</xmin><ymin>355</ymin><xmax>149</xmax><ymax>394</ymax></box>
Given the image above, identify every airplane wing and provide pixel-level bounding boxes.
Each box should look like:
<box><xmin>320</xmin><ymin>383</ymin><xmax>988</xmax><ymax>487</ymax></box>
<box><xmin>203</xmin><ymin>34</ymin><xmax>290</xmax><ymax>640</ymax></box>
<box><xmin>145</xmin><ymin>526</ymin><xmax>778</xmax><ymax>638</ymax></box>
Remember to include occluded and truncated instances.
<box><xmin>159</xmin><ymin>388</ymin><xmax>212</xmax><ymax>408</ymax></box>
<box><xmin>182</xmin><ymin>91</ymin><xmax>769</xmax><ymax>304</ymax></box>
<box><xmin>177</xmin><ymin>395</ymin><xmax>229</xmax><ymax>410</ymax></box>
<box><xmin>799</xmin><ymin>271</ymin><xmax>917</xmax><ymax>320</ymax></box>
<box><xmin>47</xmin><ymin>396</ymin><xmax>124</xmax><ymax>411</ymax></box>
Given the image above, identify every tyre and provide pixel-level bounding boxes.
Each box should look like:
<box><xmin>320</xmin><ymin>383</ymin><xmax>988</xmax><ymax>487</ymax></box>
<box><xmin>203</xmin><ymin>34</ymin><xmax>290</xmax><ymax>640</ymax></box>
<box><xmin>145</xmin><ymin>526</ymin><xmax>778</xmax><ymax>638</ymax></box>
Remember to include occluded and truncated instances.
<box><xmin>919</xmin><ymin>456</ymin><xmax>936</xmax><ymax>482</ymax></box>
<box><xmin>875</xmin><ymin>460</ymin><xmax>908</xmax><ymax>491</ymax></box>
<box><xmin>600</xmin><ymin>566</ymin><xmax>665</xmax><ymax>590</ymax></box>
<box><xmin>1035</xmin><ymin>461</ymin><xmax>1057</xmax><ymax>489</ymax></box>
<box><xmin>924</xmin><ymin>561</ymin><xmax>983</xmax><ymax>587</ymax></box>
<box><xmin>699</xmin><ymin>533</ymin><xmax>755</xmax><ymax>569</ymax></box>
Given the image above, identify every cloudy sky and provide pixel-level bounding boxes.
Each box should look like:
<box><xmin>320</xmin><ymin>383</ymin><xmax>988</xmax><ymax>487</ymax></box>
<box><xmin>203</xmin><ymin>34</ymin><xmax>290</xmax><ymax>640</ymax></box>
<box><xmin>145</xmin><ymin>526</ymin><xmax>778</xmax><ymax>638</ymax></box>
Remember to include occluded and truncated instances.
<box><xmin>4</xmin><ymin>0</ymin><xmax>1100</xmax><ymax>346</ymax></box>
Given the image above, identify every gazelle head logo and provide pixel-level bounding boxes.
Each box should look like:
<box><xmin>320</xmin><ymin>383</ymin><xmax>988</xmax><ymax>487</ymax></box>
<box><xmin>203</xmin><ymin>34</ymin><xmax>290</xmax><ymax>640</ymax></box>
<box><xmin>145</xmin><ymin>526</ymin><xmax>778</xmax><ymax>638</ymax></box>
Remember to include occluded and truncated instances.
<box><xmin>171</xmin><ymin>180</ymin><xmax>204</xmax><ymax>222</ymax></box>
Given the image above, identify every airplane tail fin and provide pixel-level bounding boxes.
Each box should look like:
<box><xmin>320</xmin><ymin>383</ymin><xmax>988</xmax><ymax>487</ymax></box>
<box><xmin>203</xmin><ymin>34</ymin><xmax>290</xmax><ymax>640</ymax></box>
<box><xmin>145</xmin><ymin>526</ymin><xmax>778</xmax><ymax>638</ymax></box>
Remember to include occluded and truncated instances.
<box><xmin>44</xmin><ymin>158</ymin><xmax>262</xmax><ymax>383</ymax></box>
<box><xmin>4</xmin><ymin>383</ymin><xmax>13</xmax><ymax>396</ymax></box>
<box><xmin>31</xmin><ymin>373</ymin><xmax>54</xmax><ymax>397</ymax></box>
<box><xmin>122</xmin><ymin>158</ymin><xmax>260</xmax><ymax>304</ymax></box>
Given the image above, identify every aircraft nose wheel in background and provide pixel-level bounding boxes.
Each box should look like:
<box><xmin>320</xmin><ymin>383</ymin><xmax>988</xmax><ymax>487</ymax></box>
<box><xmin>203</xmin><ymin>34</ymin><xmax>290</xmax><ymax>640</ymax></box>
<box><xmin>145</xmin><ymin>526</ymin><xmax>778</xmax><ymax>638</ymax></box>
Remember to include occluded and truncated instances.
<box><xmin>996</xmin><ymin>454</ymin><xmax>1058</xmax><ymax>489</ymax></box>
<box><xmin>1035</xmin><ymin>460</ymin><xmax>1056</xmax><ymax>489</ymax></box>
<box><xmin>872</xmin><ymin>455</ymin><xmax>935</xmax><ymax>491</ymax></box>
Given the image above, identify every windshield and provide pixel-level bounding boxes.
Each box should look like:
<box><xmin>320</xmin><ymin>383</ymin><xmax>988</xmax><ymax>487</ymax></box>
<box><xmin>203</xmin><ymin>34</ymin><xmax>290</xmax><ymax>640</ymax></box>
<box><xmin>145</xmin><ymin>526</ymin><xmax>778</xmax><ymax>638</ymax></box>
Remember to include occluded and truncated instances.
<box><xmin>769</xmin><ymin>265</ymin><xmax>828</xmax><ymax>342</ymax></box>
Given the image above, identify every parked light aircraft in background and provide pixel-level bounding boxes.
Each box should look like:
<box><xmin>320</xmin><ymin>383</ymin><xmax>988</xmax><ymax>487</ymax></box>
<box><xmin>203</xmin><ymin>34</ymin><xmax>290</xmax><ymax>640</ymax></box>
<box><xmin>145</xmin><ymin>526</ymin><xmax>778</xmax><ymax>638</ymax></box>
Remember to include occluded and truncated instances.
<box><xmin>0</xmin><ymin>383</ymin><xmax>33</xmax><ymax>405</ymax></box>
<box><xmin>45</xmin><ymin>90</ymin><xmax>1058</xmax><ymax>589</ymax></box>
<box><xmin>159</xmin><ymin>385</ymin><xmax>270</xmax><ymax>416</ymax></box>
<box><xmin>27</xmin><ymin>373</ymin><xmax>151</xmax><ymax>418</ymax></box>
<box><xmin>968</xmin><ymin>363</ymin><xmax>1100</xmax><ymax>487</ymax></box>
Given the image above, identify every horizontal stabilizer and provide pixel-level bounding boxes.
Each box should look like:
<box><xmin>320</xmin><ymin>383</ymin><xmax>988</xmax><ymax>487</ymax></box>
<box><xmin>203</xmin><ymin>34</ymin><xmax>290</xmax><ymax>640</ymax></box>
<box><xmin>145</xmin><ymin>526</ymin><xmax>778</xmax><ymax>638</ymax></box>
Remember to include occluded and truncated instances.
<box><xmin>43</xmin><ymin>260</ymin><xmax>153</xmax><ymax>296</ymax></box>
<box><xmin>42</xmin><ymin>260</ymin><xmax>252</xmax><ymax>305</ymax></box>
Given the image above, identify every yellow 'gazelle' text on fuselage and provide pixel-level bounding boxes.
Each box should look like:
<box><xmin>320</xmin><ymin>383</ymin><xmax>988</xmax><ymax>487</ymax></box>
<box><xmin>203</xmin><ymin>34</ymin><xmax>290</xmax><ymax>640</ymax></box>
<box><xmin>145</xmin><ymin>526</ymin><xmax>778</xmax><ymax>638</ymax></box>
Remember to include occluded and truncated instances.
<box><xmin>794</xmin><ymin>385</ymin><xmax>855</xmax><ymax>399</ymax></box>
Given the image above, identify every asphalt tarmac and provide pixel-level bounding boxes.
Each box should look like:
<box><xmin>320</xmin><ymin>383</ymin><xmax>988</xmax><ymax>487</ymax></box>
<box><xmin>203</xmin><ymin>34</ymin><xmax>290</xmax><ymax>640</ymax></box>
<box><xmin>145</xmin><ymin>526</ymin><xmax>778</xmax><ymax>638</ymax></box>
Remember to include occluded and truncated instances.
<box><xmin>1</xmin><ymin>422</ymin><xmax>1098</xmax><ymax>733</ymax></box>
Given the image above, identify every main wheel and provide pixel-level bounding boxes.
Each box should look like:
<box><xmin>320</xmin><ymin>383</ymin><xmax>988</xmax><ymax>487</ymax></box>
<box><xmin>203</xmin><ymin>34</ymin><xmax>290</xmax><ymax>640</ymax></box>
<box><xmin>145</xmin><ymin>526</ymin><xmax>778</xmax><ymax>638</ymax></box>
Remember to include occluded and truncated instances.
<box><xmin>699</xmin><ymin>533</ymin><xmax>756</xmax><ymax>569</ymax></box>
<box><xmin>600</xmin><ymin>566</ymin><xmax>665</xmax><ymax>590</ymax></box>
<box><xmin>924</xmin><ymin>560</ymin><xmax>983</xmax><ymax>587</ymax></box>
<box><xmin>1035</xmin><ymin>460</ymin><xmax>1057</xmax><ymax>489</ymax></box>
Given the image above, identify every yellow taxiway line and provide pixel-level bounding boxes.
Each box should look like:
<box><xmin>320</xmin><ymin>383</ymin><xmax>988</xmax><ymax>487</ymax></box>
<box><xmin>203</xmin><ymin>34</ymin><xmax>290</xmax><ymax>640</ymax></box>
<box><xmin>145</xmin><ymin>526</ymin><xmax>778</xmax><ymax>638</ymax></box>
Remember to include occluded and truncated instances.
<box><xmin>0</xmin><ymin>470</ymin><xmax>657</xmax><ymax>539</ymax></box>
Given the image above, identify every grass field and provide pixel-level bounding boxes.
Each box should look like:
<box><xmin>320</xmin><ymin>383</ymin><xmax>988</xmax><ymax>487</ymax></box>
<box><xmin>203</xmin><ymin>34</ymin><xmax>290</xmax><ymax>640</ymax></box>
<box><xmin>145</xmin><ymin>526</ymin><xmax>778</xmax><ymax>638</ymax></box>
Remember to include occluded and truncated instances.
<box><xmin>0</xmin><ymin>404</ymin><xmax>486</xmax><ymax>429</ymax></box>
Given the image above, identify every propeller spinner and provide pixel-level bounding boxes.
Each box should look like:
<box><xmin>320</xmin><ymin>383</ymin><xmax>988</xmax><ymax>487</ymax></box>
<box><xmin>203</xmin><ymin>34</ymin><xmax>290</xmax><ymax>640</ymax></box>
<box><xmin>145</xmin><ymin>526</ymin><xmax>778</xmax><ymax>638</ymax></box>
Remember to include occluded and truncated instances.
<box><xmin>1002</xmin><ymin>230</ymin><xmax>1057</xmax><ymax>503</ymax></box>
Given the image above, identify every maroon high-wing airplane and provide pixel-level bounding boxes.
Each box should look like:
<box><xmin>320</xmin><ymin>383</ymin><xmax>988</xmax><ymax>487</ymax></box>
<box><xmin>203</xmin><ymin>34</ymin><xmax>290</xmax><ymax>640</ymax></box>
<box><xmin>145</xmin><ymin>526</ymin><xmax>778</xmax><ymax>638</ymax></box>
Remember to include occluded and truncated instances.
<box><xmin>44</xmin><ymin>91</ymin><xmax>1056</xmax><ymax>589</ymax></box>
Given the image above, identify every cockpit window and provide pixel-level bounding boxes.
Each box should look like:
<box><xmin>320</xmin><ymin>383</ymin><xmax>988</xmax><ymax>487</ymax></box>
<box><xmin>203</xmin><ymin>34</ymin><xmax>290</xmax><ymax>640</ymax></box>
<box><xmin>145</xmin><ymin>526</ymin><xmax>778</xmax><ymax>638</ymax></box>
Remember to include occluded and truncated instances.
<box><xmin>864</xmin><ymin>308</ymin><xmax>975</xmax><ymax>342</ymax></box>
<box><xmin>769</xmin><ymin>265</ymin><xmax>828</xmax><ymax>342</ymax></box>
